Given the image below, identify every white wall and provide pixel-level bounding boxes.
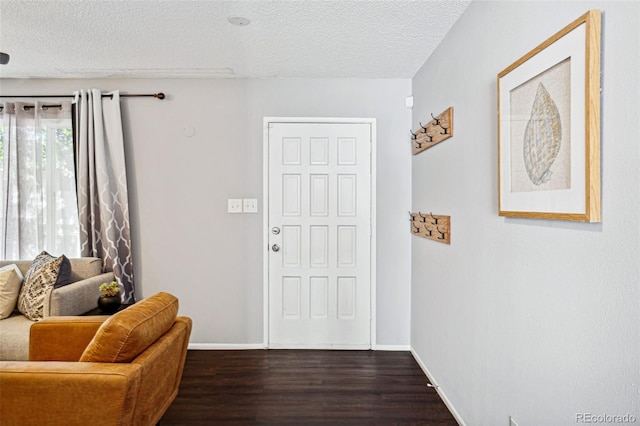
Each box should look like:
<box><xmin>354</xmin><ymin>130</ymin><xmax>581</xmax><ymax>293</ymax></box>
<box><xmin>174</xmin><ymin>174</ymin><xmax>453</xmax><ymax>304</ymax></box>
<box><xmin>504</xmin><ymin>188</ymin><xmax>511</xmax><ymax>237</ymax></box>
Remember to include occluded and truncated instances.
<box><xmin>411</xmin><ymin>1</ymin><xmax>640</xmax><ymax>425</ymax></box>
<box><xmin>0</xmin><ymin>77</ymin><xmax>412</xmax><ymax>347</ymax></box>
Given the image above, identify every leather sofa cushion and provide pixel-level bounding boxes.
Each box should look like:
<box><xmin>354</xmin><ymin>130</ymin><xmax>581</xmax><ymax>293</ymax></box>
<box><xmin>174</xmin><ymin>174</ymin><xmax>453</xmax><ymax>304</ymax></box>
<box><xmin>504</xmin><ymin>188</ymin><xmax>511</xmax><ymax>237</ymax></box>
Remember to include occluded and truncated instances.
<box><xmin>80</xmin><ymin>292</ymin><xmax>179</xmax><ymax>363</ymax></box>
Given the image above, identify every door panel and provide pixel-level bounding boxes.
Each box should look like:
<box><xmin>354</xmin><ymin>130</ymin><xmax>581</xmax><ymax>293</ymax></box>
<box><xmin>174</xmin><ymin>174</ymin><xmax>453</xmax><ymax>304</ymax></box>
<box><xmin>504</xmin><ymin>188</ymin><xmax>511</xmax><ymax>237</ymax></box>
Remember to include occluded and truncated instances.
<box><xmin>267</xmin><ymin>122</ymin><xmax>372</xmax><ymax>348</ymax></box>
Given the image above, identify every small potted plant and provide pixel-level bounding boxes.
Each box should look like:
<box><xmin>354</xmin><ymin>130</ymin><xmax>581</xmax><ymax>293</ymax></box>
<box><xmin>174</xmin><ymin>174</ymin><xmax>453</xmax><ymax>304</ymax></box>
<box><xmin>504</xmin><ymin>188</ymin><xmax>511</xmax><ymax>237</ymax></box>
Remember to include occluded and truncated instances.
<box><xmin>97</xmin><ymin>281</ymin><xmax>121</xmax><ymax>313</ymax></box>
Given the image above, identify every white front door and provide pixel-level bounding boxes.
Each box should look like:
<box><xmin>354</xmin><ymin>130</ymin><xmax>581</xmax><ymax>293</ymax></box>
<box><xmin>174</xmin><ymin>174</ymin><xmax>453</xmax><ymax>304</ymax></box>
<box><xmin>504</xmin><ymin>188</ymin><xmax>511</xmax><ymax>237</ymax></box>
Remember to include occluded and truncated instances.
<box><xmin>266</xmin><ymin>119</ymin><xmax>373</xmax><ymax>349</ymax></box>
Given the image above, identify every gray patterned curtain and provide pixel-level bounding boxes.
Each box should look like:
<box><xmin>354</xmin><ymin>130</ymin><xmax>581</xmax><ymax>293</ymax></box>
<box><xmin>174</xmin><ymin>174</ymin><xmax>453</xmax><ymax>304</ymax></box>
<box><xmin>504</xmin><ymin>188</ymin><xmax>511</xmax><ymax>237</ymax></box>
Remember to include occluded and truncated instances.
<box><xmin>73</xmin><ymin>89</ymin><xmax>135</xmax><ymax>303</ymax></box>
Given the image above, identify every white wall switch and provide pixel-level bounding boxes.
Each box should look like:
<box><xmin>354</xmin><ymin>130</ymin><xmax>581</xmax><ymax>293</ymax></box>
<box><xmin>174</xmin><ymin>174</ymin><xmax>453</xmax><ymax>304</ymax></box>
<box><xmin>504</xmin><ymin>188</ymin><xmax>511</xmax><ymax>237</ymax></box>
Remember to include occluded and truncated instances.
<box><xmin>243</xmin><ymin>198</ymin><xmax>258</xmax><ymax>213</ymax></box>
<box><xmin>405</xmin><ymin>96</ymin><xmax>414</xmax><ymax>108</ymax></box>
<box><xmin>227</xmin><ymin>198</ymin><xmax>243</xmax><ymax>213</ymax></box>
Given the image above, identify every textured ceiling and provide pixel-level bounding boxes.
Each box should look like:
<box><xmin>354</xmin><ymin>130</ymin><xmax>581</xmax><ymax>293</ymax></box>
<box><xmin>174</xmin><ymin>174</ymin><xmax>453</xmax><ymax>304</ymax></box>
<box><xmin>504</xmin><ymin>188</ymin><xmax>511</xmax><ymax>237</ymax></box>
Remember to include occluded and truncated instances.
<box><xmin>0</xmin><ymin>0</ymin><xmax>471</xmax><ymax>79</ymax></box>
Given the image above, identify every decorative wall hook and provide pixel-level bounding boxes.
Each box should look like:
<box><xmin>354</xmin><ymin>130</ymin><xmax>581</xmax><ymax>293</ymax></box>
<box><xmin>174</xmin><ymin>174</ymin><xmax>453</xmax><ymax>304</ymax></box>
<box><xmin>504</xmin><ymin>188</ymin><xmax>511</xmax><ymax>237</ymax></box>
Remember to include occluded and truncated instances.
<box><xmin>410</xmin><ymin>107</ymin><xmax>454</xmax><ymax>155</ymax></box>
<box><xmin>429</xmin><ymin>212</ymin><xmax>438</xmax><ymax>224</ymax></box>
<box><xmin>409</xmin><ymin>211</ymin><xmax>451</xmax><ymax>244</ymax></box>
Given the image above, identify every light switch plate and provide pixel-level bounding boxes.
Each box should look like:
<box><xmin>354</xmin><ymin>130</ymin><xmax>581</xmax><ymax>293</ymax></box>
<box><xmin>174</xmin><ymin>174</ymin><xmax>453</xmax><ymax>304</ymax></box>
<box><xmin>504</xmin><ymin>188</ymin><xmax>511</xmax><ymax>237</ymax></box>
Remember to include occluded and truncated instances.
<box><xmin>405</xmin><ymin>95</ymin><xmax>414</xmax><ymax>108</ymax></box>
<box><xmin>228</xmin><ymin>198</ymin><xmax>243</xmax><ymax>213</ymax></box>
<box><xmin>243</xmin><ymin>198</ymin><xmax>258</xmax><ymax>213</ymax></box>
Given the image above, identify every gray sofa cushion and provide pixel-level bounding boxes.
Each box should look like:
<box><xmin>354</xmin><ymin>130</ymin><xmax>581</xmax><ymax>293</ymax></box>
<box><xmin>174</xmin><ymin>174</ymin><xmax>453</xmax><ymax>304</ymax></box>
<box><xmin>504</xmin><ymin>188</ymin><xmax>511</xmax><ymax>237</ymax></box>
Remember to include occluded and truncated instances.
<box><xmin>0</xmin><ymin>257</ymin><xmax>110</xmax><ymax>360</ymax></box>
<box><xmin>0</xmin><ymin>314</ymin><xmax>33</xmax><ymax>360</ymax></box>
<box><xmin>0</xmin><ymin>257</ymin><xmax>103</xmax><ymax>281</ymax></box>
<box><xmin>68</xmin><ymin>258</ymin><xmax>103</xmax><ymax>282</ymax></box>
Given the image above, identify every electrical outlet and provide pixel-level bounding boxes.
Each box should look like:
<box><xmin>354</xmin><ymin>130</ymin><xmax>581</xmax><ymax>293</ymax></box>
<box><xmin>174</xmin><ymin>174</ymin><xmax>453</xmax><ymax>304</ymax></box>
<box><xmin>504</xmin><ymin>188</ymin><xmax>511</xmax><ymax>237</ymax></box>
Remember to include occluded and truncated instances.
<box><xmin>227</xmin><ymin>198</ymin><xmax>243</xmax><ymax>213</ymax></box>
<box><xmin>243</xmin><ymin>198</ymin><xmax>258</xmax><ymax>213</ymax></box>
<box><xmin>509</xmin><ymin>416</ymin><xmax>520</xmax><ymax>426</ymax></box>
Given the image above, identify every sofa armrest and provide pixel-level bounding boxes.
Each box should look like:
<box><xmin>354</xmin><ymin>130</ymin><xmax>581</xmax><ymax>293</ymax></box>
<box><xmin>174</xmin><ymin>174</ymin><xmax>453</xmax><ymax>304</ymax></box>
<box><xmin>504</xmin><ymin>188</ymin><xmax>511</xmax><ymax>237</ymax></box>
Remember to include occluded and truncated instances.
<box><xmin>29</xmin><ymin>316</ymin><xmax>107</xmax><ymax>361</ymax></box>
<box><xmin>0</xmin><ymin>361</ymin><xmax>141</xmax><ymax>426</ymax></box>
<box><xmin>44</xmin><ymin>271</ymin><xmax>115</xmax><ymax>317</ymax></box>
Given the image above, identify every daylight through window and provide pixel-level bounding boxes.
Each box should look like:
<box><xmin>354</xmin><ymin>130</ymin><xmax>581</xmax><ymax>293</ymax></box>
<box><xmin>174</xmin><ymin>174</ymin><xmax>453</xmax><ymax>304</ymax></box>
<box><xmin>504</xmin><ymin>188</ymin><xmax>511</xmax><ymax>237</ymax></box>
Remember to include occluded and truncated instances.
<box><xmin>0</xmin><ymin>102</ymin><xmax>80</xmax><ymax>260</ymax></box>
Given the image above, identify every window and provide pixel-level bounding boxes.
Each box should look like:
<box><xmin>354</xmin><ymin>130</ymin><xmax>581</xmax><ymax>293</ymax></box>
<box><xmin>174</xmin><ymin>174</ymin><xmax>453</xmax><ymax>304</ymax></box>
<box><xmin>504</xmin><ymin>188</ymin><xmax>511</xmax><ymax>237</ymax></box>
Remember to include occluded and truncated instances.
<box><xmin>0</xmin><ymin>102</ymin><xmax>80</xmax><ymax>260</ymax></box>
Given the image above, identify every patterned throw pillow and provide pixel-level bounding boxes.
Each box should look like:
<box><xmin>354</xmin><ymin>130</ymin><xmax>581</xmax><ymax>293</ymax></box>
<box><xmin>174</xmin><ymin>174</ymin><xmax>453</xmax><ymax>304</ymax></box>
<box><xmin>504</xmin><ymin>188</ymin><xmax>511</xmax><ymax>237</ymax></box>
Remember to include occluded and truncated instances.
<box><xmin>53</xmin><ymin>255</ymin><xmax>71</xmax><ymax>288</ymax></box>
<box><xmin>17</xmin><ymin>252</ymin><xmax>70</xmax><ymax>321</ymax></box>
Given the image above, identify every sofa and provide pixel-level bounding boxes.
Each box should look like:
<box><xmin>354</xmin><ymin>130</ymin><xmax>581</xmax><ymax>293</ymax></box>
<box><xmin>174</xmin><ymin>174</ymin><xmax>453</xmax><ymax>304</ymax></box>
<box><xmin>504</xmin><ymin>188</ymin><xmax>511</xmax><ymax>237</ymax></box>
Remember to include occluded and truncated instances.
<box><xmin>0</xmin><ymin>257</ymin><xmax>114</xmax><ymax>360</ymax></box>
<box><xmin>0</xmin><ymin>292</ymin><xmax>192</xmax><ymax>426</ymax></box>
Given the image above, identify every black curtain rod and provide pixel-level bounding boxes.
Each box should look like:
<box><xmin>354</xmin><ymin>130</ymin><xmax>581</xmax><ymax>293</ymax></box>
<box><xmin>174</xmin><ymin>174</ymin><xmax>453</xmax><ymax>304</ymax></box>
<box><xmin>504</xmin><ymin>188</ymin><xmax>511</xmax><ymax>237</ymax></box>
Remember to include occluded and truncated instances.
<box><xmin>0</xmin><ymin>92</ymin><xmax>165</xmax><ymax>100</ymax></box>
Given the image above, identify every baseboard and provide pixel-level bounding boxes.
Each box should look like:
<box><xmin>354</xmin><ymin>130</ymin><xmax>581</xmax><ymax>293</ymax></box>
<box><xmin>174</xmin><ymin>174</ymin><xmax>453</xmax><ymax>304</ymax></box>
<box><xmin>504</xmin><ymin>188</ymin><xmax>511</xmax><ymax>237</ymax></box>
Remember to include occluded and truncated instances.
<box><xmin>410</xmin><ymin>348</ymin><xmax>466</xmax><ymax>426</ymax></box>
<box><xmin>189</xmin><ymin>343</ymin><xmax>411</xmax><ymax>351</ymax></box>
<box><xmin>188</xmin><ymin>343</ymin><xmax>266</xmax><ymax>350</ymax></box>
<box><xmin>267</xmin><ymin>343</ymin><xmax>371</xmax><ymax>350</ymax></box>
<box><xmin>374</xmin><ymin>344</ymin><xmax>411</xmax><ymax>351</ymax></box>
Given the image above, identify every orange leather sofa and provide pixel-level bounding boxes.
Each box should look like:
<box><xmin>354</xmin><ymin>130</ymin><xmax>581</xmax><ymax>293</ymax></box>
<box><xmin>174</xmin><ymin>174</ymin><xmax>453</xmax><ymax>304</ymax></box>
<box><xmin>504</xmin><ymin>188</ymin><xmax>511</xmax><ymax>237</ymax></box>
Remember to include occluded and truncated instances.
<box><xmin>0</xmin><ymin>292</ymin><xmax>192</xmax><ymax>426</ymax></box>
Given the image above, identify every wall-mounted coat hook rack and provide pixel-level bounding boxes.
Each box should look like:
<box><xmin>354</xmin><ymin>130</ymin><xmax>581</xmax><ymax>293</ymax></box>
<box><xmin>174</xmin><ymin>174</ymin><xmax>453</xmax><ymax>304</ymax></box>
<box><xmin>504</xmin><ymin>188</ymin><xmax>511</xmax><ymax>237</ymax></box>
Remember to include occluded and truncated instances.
<box><xmin>410</xmin><ymin>107</ymin><xmax>454</xmax><ymax>155</ymax></box>
<box><xmin>410</xmin><ymin>211</ymin><xmax>451</xmax><ymax>244</ymax></box>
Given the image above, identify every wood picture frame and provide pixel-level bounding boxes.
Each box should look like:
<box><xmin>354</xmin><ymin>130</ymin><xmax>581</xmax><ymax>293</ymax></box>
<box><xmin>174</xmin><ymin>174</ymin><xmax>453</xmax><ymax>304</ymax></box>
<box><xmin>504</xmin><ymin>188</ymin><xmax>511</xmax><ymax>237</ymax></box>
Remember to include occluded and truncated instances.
<box><xmin>498</xmin><ymin>10</ymin><xmax>601</xmax><ymax>222</ymax></box>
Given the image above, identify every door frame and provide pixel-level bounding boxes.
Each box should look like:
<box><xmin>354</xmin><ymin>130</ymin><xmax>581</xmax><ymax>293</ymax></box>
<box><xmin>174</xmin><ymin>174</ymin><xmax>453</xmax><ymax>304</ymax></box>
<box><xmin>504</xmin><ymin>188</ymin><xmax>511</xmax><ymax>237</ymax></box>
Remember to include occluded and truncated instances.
<box><xmin>263</xmin><ymin>117</ymin><xmax>377</xmax><ymax>349</ymax></box>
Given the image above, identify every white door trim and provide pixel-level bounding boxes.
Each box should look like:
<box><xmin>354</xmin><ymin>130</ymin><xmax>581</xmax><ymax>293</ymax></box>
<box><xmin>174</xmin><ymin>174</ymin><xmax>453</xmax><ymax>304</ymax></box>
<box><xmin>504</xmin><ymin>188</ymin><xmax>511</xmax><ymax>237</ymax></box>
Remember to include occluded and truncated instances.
<box><xmin>263</xmin><ymin>117</ymin><xmax>377</xmax><ymax>349</ymax></box>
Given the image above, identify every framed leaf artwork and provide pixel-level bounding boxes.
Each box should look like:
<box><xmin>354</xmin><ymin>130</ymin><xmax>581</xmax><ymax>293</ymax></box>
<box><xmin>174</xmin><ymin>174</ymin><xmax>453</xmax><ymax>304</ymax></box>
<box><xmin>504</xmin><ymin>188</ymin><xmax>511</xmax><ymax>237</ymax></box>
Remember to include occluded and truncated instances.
<box><xmin>498</xmin><ymin>10</ymin><xmax>601</xmax><ymax>222</ymax></box>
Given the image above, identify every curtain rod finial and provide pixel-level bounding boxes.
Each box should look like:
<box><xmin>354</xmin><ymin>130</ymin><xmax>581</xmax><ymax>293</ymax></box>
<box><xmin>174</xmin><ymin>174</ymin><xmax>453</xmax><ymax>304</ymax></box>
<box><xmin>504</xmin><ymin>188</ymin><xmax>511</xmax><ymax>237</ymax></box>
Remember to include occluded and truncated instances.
<box><xmin>155</xmin><ymin>93</ymin><xmax>165</xmax><ymax>100</ymax></box>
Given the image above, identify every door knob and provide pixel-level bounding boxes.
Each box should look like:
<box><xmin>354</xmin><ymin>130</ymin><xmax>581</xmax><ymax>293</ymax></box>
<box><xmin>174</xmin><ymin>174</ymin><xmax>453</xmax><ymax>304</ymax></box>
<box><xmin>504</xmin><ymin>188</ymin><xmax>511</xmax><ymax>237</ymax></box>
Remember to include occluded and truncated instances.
<box><xmin>271</xmin><ymin>244</ymin><xmax>280</xmax><ymax>252</ymax></box>
<box><xmin>272</xmin><ymin>227</ymin><xmax>281</xmax><ymax>235</ymax></box>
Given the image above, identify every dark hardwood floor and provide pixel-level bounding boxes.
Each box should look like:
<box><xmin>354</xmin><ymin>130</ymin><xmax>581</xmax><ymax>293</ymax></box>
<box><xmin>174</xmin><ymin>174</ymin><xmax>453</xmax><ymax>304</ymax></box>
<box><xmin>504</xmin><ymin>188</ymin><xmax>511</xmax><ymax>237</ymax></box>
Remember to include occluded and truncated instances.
<box><xmin>161</xmin><ymin>350</ymin><xmax>458</xmax><ymax>425</ymax></box>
